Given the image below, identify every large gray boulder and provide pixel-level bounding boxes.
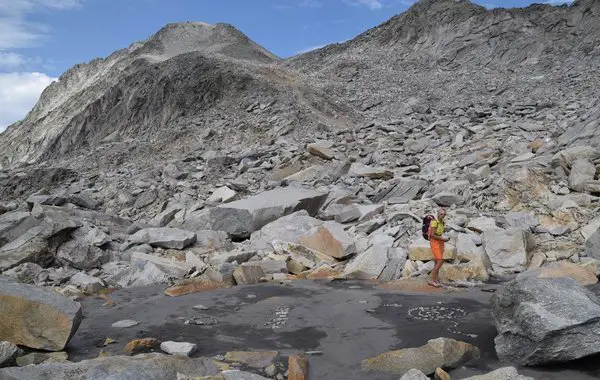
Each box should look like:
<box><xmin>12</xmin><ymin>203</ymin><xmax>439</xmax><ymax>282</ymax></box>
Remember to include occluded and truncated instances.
<box><xmin>250</xmin><ymin>211</ymin><xmax>323</xmax><ymax>251</ymax></box>
<box><xmin>56</xmin><ymin>224</ymin><xmax>111</xmax><ymax>270</ymax></box>
<box><xmin>0</xmin><ymin>220</ymin><xmax>79</xmax><ymax>271</ymax></box>
<box><xmin>0</xmin><ymin>212</ymin><xmax>37</xmax><ymax>247</ymax></box>
<box><xmin>124</xmin><ymin>228</ymin><xmax>196</xmax><ymax>250</ymax></box>
<box><xmin>491</xmin><ymin>276</ymin><xmax>600</xmax><ymax>365</ymax></box>
<box><xmin>568</xmin><ymin>159</ymin><xmax>596</xmax><ymax>192</ymax></box>
<box><xmin>585</xmin><ymin>226</ymin><xmax>600</xmax><ymax>260</ymax></box>
<box><xmin>209</xmin><ymin>188</ymin><xmax>328</xmax><ymax>238</ymax></box>
<box><xmin>370</xmin><ymin>179</ymin><xmax>428</xmax><ymax>204</ymax></box>
<box><xmin>0</xmin><ymin>276</ymin><xmax>82</xmax><ymax>351</ymax></box>
<box><xmin>343</xmin><ymin>234</ymin><xmax>394</xmax><ymax>279</ymax></box>
<box><xmin>0</xmin><ymin>353</ymin><xmax>220</xmax><ymax>380</ymax></box>
<box><xmin>483</xmin><ymin>228</ymin><xmax>531</xmax><ymax>275</ymax></box>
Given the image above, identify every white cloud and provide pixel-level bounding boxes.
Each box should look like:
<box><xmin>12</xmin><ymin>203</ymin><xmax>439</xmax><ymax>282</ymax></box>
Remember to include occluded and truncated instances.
<box><xmin>0</xmin><ymin>72</ymin><xmax>56</xmax><ymax>131</ymax></box>
<box><xmin>0</xmin><ymin>0</ymin><xmax>83</xmax><ymax>50</ymax></box>
<box><xmin>299</xmin><ymin>0</ymin><xmax>323</xmax><ymax>7</ymax></box>
<box><xmin>0</xmin><ymin>52</ymin><xmax>25</xmax><ymax>69</ymax></box>
<box><xmin>544</xmin><ymin>0</ymin><xmax>573</xmax><ymax>4</ymax></box>
<box><xmin>344</xmin><ymin>0</ymin><xmax>384</xmax><ymax>10</ymax></box>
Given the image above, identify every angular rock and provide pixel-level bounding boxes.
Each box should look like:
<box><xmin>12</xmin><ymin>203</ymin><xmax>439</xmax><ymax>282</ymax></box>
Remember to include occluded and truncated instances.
<box><xmin>56</xmin><ymin>225</ymin><xmax>111</xmax><ymax>270</ymax></box>
<box><xmin>131</xmin><ymin>252</ymin><xmax>192</xmax><ymax>279</ymax></box>
<box><xmin>2</xmin><ymin>262</ymin><xmax>45</xmax><ymax>284</ymax></box>
<box><xmin>149</xmin><ymin>207</ymin><xmax>181</xmax><ymax>227</ymax></box>
<box><xmin>112</xmin><ymin>320</ymin><xmax>139</xmax><ymax>328</ymax></box>
<box><xmin>0</xmin><ymin>276</ymin><xmax>82</xmax><ymax>351</ymax></box>
<box><xmin>207</xmin><ymin>186</ymin><xmax>237</xmax><ymax>203</ymax></box>
<box><xmin>483</xmin><ymin>228</ymin><xmax>530</xmax><ymax>275</ymax></box>
<box><xmin>194</xmin><ymin>230</ymin><xmax>231</xmax><ymax>251</ymax></box>
<box><xmin>462</xmin><ymin>367</ymin><xmax>533</xmax><ymax>380</ymax></box>
<box><xmin>584</xmin><ymin>226</ymin><xmax>600</xmax><ymax>260</ymax></box>
<box><xmin>208</xmin><ymin>188</ymin><xmax>328</xmax><ymax>238</ymax></box>
<box><xmin>0</xmin><ymin>341</ymin><xmax>21</xmax><ymax>368</ymax></box>
<box><xmin>0</xmin><ymin>353</ymin><xmax>221</xmax><ymax>379</ymax></box>
<box><xmin>440</xmin><ymin>254</ymin><xmax>489</xmax><ymax>282</ymax></box>
<box><xmin>224</xmin><ymin>351</ymin><xmax>278</xmax><ymax>368</ymax></box>
<box><xmin>348</xmin><ymin>163</ymin><xmax>393</xmax><ymax>180</ymax></box>
<box><xmin>134</xmin><ymin>189</ymin><xmax>158</xmax><ymax>209</ymax></box>
<box><xmin>160</xmin><ymin>341</ymin><xmax>197</xmax><ymax>357</ymax></box>
<box><xmin>466</xmin><ymin>217</ymin><xmax>498</xmax><ymax>234</ymax></box>
<box><xmin>257</xmin><ymin>260</ymin><xmax>287</xmax><ymax>274</ymax></box>
<box><xmin>250</xmin><ymin>211</ymin><xmax>322</xmax><ymax>251</ymax></box>
<box><xmin>69</xmin><ymin>193</ymin><xmax>100</xmax><ymax>210</ymax></box>
<box><xmin>106</xmin><ymin>260</ymin><xmax>171</xmax><ymax>288</ymax></box>
<box><xmin>434</xmin><ymin>367</ymin><xmax>451</xmax><ymax>380</ymax></box>
<box><xmin>334</xmin><ymin>204</ymin><xmax>384</xmax><ymax>223</ymax></box>
<box><xmin>288</xmin><ymin>354</ymin><xmax>309</xmax><ymax>380</ymax></box>
<box><xmin>125</xmin><ymin>228</ymin><xmax>196</xmax><ymax>250</ymax></box>
<box><xmin>285</xmin><ymin>165</ymin><xmax>325</xmax><ymax>183</ymax></box>
<box><xmin>233</xmin><ymin>263</ymin><xmax>265</xmax><ymax>285</ymax></box>
<box><xmin>0</xmin><ymin>220</ymin><xmax>79</xmax><ymax>271</ymax></box>
<box><xmin>399</xmin><ymin>369</ymin><xmax>429</xmax><ymax>380</ymax></box>
<box><xmin>270</xmin><ymin>241</ymin><xmax>337</xmax><ymax>266</ymax></box>
<box><xmin>491</xmin><ymin>276</ymin><xmax>600</xmax><ymax>365</ymax></box>
<box><xmin>165</xmin><ymin>277</ymin><xmax>230</xmax><ymax>297</ymax></box>
<box><xmin>297</xmin><ymin>221</ymin><xmax>356</xmax><ymax>259</ymax></box>
<box><xmin>16</xmin><ymin>351</ymin><xmax>68</xmax><ymax>366</ymax></box>
<box><xmin>0</xmin><ymin>211</ymin><xmax>36</xmax><ymax>247</ymax></box>
<box><xmin>432</xmin><ymin>192</ymin><xmax>464</xmax><ymax>207</ymax></box>
<box><xmin>504</xmin><ymin>212</ymin><xmax>538</xmax><ymax>230</ymax></box>
<box><xmin>70</xmin><ymin>272</ymin><xmax>105</xmax><ymax>294</ymax></box>
<box><xmin>361</xmin><ymin>337</ymin><xmax>480</xmax><ymax>376</ymax></box>
<box><xmin>408</xmin><ymin>237</ymin><xmax>455</xmax><ymax>261</ymax></box>
<box><xmin>124</xmin><ymin>338</ymin><xmax>160</xmax><ymax>355</ymax></box>
<box><xmin>370</xmin><ymin>179</ymin><xmax>428</xmax><ymax>204</ymax></box>
<box><xmin>581</xmin><ymin>217</ymin><xmax>600</xmax><ymax>242</ymax></box>
<box><xmin>307</xmin><ymin>141</ymin><xmax>334</xmax><ymax>160</ymax></box>
<box><xmin>568</xmin><ymin>159</ymin><xmax>596</xmax><ymax>192</ymax></box>
<box><xmin>518</xmin><ymin>262</ymin><xmax>598</xmax><ymax>286</ymax></box>
<box><xmin>378</xmin><ymin>247</ymin><xmax>408</xmax><ymax>282</ymax></box>
<box><xmin>344</xmin><ymin>234</ymin><xmax>393</xmax><ymax>279</ymax></box>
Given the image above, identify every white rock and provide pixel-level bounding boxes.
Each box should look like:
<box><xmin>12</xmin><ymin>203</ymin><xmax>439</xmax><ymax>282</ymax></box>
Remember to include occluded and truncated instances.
<box><xmin>160</xmin><ymin>341</ymin><xmax>197</xmax><ymax>357</ymax></box>
<box><xmin>207</xmin><ymin>186</ymin><xmax>237</xmax><ymax>203</ymax></box>
<box><xmin>111</xmin><ymin>320</ymin><xmax>139</xmax><ymax>328</ymax></box>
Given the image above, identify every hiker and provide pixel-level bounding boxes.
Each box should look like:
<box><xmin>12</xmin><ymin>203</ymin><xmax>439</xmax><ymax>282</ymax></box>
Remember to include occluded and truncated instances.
<box><xmin>428</xmin><ymin>208</ymin><xmax>449</xmax><ymax>288</ymax></box>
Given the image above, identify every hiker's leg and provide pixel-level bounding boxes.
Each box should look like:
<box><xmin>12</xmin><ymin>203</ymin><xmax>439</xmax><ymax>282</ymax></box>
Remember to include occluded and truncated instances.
<box><xmin>431</xmin><ymin>259</ymin><xmax>443</xmax><ymax>282</ymax></box>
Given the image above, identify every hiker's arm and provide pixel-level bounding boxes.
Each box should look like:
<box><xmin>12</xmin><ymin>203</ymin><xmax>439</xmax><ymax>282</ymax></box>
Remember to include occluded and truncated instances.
<box><xmin>430</xmin><ymin>233</ymin><xmax>448</xmax><ymax>242</ymax></box>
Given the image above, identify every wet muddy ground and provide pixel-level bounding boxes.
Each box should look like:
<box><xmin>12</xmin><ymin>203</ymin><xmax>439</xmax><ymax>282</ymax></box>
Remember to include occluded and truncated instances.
<box><xmin>68</xmin><ymin>280</ymin><xmax>600</xmax><ymax>380</ymax></box>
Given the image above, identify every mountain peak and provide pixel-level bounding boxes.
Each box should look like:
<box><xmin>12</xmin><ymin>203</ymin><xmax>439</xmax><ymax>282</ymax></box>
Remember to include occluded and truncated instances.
<box><xmin>136</xmin><ymin>21</ymin><xmax>278</xmax><ymax>63</ymax></box>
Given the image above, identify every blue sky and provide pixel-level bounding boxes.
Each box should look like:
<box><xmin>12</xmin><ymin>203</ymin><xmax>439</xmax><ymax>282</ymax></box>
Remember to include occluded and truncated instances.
<box><xmin>0</xmin><ymin>0</ymin><xmax>573</xmax><ymax>131</ymax></box>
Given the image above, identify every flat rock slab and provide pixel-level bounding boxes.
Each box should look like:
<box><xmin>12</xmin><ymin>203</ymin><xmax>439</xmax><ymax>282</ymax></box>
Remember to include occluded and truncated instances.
<box><xmin>209</xmin><ymin>188</ymin><xmax>329</xmax><ymax>238</ymax></box>
<box><xmin>0</xmin><ymin>276</ymin><xmax>82</xmax><ymax>351</ymax></box>
<box><xmin>0</xmin><ymin>353</ymin><xmax>220</xmax><ymax>379</ymax></box>
<box><xmin>125</xmin><ymin>228</ymin><xmax>196</xmax><ymax>250</ymax></box>
<box><xmin>361</xmin><ymin>337</ymin><xmax>480</xmax><ymax>376</ymax></box>
<box><xmin>111</xmin><ymin>320</ymin><xmax>140</xmax><ymax>328</ymax></box>
<box><xmin>224</xmin><ymin>351</ymin><xmax>279</xmax><ymax>368</ymax></box>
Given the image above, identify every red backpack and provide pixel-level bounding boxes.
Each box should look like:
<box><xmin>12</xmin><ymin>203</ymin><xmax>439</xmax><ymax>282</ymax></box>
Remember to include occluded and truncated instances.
<box><xmin>422</xmin><ymin>215</ymin><xmax>435</xmax><ymax>240</ymax></box>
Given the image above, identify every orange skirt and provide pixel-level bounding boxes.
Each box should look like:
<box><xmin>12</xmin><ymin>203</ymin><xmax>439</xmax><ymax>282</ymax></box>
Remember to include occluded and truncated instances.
<box><xmin>430</xmin><ymin>240</ymin><xmax>444</xmax><ymax>260</ymax></box>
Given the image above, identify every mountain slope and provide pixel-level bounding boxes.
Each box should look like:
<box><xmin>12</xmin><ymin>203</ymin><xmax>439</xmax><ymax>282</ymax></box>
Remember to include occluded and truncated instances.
<box><xmin>289</xmin><ymin>0</ymin><xmax>600</xmax><ymax>121</ymax></box>
<box><xmin>0</xmin><ymin>23</ymin><xmax>358</xmax><ymax>169</ymax></box>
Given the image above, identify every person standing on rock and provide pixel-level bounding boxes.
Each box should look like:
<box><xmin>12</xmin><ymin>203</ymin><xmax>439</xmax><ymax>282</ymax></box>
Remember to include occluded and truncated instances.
<box><xmin>429</xmin><ymin>208</ymin><xmax>450</xmax><ymax>288</ymax></box>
